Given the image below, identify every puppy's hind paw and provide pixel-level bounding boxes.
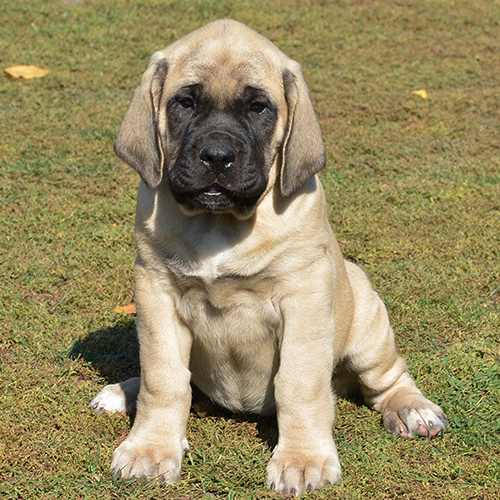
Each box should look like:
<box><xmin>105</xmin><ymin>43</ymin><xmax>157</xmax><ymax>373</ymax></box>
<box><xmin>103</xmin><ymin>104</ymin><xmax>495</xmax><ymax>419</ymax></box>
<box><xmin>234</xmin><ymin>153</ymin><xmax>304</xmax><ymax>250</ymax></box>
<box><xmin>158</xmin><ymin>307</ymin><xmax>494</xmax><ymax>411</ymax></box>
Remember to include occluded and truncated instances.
<box><xmin>383</xmin><ymin>397</ymin><xmax>448</xmax><ymax>439</ymax></box>
<box><xmin>90</xmin><ymin>382</ymin><xmax>136</xmax><ymax>414</ymax></box>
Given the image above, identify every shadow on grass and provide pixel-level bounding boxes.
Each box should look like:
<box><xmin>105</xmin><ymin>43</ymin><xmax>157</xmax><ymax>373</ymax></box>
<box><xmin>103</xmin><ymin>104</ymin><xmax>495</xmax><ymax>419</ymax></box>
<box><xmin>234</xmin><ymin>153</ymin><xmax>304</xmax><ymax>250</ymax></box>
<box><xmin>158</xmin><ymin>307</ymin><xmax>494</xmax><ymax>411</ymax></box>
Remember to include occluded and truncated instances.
<box><xmin>70</xmin><ymin>319</ymin><xmax>280</xmax><ymax>449</ymax></box>
<box><xmin>70</xmin><ymin>318</ymin><xmax>140</xmax><ymax>383</ymax></box>
<box><xmin>190</xmin><ymin>384</ymin><xmax>279</xmax><ymax>450</ymax></box>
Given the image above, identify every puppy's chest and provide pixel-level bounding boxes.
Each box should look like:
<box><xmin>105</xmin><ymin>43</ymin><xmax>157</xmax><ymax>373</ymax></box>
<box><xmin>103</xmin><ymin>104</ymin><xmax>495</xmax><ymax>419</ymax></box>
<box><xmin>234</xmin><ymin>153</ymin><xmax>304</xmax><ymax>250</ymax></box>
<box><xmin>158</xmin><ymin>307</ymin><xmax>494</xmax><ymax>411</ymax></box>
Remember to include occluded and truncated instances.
<box><xmin>176</xmin><ymin>274</ymin><xmax>281</xmax><ymax>339</ymax></box>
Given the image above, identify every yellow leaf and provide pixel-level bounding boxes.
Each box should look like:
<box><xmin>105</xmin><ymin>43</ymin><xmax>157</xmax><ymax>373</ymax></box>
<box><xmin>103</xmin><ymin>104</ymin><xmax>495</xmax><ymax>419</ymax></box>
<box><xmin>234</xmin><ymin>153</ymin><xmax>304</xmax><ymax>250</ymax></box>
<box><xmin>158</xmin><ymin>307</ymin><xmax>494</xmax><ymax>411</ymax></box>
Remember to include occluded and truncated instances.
<box><xmin>412</xmin><ymin>89</ymin><xmax>429</xmax><ymax>100</ymax></box>
<box><xmin>114</xmin><ymin>303</ymin><xmax>137</xmax><ymax>315</ymax></box>
<box><xmin>4</xmin><ymin>65</ymin><xmax>50</xmax><ymax>79</ymax></box>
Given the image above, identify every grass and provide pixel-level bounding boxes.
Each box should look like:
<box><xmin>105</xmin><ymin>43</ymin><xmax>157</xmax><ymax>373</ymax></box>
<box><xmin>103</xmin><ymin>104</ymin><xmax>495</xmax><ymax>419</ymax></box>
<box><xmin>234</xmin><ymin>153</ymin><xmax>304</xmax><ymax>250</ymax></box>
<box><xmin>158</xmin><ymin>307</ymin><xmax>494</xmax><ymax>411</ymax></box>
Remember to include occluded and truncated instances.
<box><xmin>1</xmin><ymin>0</ymin><xmax>499</xmax><ymax>498</ymax></box>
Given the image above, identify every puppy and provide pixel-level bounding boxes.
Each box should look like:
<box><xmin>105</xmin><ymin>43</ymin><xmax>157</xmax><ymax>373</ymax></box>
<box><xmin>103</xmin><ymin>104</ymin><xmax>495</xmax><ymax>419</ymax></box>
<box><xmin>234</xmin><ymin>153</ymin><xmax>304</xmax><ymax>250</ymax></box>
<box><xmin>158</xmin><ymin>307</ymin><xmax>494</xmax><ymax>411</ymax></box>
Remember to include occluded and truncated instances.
<box><xmin>91</xmin><ymin>19</ymin><xmax>448</xmax><ymax>496</ymax></box>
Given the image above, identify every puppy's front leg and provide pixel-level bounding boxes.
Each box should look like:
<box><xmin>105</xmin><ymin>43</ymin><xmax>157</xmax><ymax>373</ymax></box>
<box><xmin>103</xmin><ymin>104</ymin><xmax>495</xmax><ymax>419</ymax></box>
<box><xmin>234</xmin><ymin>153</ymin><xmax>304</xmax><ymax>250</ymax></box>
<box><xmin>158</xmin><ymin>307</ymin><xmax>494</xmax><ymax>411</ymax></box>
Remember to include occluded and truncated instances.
<box><xmin>112</xmin><ymin>263</ymin><xmax>192</xmax><ymax>484</ymax></box>
<box><xmin>268</xmin><ymin>285</ymin><xmax>340</xmax><ymax>496</ymax></box>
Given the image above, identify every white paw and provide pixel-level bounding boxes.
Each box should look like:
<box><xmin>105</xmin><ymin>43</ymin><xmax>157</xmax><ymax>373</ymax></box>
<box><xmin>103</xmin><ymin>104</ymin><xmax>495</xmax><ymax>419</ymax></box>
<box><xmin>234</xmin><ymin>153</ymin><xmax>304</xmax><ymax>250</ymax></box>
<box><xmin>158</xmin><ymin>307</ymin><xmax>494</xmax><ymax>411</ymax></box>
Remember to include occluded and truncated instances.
<box><xmin>89</xmin><ymin>383</ymin><xmax>131</xmax><ymax>414</ymax></box>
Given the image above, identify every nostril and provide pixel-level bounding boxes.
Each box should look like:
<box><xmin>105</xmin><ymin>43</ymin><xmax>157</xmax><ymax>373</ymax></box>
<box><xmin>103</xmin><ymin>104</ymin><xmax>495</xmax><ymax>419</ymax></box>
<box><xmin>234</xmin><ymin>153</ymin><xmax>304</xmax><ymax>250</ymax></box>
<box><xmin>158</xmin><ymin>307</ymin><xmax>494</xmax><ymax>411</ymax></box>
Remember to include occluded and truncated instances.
<box><xmin>199</xmin><ymin>146</ymin><xmax>212</xmax><ymax>162</ymax></box>
<box><xmin>199</xmin><ymin>144</ymin><xmax>236</xmax><ymax>170</ymax></box>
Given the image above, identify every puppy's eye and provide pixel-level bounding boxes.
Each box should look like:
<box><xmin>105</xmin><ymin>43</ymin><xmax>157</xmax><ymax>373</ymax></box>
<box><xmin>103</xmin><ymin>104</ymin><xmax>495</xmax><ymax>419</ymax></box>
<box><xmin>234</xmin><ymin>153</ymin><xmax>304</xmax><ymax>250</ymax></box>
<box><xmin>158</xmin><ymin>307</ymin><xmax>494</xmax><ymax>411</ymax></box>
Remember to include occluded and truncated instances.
<box><xmin>178</xmin><ymin>97</ymin><xmax>194</xmax><ymax>109</ymax></box>
<box><xmin>249</xmin><ymin>102</ymin><xmax>267</xmax><ymax>114</ymax></box>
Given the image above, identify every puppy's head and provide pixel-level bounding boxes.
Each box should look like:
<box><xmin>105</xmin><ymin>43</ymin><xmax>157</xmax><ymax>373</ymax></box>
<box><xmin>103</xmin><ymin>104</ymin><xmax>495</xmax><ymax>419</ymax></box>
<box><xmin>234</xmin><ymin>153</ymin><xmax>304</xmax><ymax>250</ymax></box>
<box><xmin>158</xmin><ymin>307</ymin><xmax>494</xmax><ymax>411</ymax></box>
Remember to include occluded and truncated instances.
<box><xmin>115</xmin><ymin>20</ymin><xmax>325</xmax><ymax>218</ymax></box>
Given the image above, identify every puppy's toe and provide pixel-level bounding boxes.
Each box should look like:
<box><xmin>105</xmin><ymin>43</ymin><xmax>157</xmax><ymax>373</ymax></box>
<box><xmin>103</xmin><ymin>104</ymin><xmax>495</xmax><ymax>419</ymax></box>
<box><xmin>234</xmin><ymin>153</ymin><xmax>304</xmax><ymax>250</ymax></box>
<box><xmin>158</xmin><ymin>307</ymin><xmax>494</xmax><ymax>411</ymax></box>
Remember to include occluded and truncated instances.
<box><xmin>90</xmin><ymin>383</ymin><xmax>131</xmax><ymax>414</ymax></box>
<box><xmin>383</xmin><ymin>398</ymin><xmax>448</xmax><ymax>439</ymax></box>
<box><xmin>112</xmin><ymin>440</ymin><xmax>184</xmax><ymax>484</ymax></box>
<box><xmin>267</xmin><ymin>448</ymin><xmax>340</xmax><ymax>495</ymax></box>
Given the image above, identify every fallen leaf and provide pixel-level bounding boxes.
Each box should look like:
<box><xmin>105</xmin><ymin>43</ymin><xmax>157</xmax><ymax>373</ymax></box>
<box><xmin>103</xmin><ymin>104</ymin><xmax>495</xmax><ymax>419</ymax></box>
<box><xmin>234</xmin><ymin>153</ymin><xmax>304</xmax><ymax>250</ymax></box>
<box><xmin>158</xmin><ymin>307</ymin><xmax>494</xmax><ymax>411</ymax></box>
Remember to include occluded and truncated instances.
<box><xmin>412</xmin><ymin>89</ymin><xmax>429</xmax><ymax>100</ymax></box>
<box><xmin>114</xmin><ymin>303</ymin><xmax>136</xmax><ymax>315</ymax></box>
<box><xmin>4</xmin><ymin>65</ymin><xmax>50</xmax><ymax>79</ymax></box>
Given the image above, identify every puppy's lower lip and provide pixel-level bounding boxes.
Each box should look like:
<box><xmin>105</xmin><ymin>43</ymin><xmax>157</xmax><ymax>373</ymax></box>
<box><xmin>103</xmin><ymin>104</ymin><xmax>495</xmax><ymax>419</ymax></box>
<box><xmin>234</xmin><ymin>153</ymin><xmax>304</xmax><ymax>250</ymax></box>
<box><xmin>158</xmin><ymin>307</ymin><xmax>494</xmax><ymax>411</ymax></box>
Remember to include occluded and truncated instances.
<box><xmin>206</xmin><ymin>189</ymin><xmax>222</xmax><ymax>196</ymax></box>
<box><xmin>201</xmin><ymin>184</ymin><xmax>228</xmax><ymax>196</ymax></box>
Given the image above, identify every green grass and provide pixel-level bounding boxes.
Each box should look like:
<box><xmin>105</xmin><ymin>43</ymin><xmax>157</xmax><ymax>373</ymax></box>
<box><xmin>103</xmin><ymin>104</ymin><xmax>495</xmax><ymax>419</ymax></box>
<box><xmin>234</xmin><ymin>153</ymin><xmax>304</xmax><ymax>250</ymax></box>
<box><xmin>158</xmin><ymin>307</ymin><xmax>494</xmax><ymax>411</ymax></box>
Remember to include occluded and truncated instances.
<box><xmin>1</xmin><ymin>0</ymin><xmax>499</xmax><ymax>498</ymax></box>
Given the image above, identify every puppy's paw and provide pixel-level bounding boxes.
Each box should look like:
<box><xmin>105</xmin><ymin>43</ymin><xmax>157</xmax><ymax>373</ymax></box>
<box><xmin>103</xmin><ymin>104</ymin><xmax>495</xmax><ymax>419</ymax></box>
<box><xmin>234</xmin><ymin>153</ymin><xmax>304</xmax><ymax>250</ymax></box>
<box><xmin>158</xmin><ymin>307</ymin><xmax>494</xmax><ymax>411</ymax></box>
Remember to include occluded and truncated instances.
<box><xmin>90</xmin><ymin>383</ymin><xmax>132</xmax><ymax>414</ymax></box>
<box><xmin>383</xmin><ymin>396</ymin><xmax>448</xmax><ymax>439</ymax></box>
<box><xmin>267</xmin><ymin>449</ymin><xmax>341</xmax><ymax>496</ymax></box>
<box><xmin>111</xmin><ymin>439</ymin><xmax>187</xmax><ymax>483</ymax></box>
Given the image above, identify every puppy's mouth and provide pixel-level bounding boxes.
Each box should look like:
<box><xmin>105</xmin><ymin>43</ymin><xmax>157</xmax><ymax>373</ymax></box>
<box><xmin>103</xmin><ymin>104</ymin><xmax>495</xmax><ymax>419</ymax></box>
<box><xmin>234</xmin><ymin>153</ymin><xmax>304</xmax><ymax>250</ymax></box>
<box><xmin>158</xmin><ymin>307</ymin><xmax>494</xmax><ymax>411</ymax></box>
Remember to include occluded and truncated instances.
<box><xmin>170</xmin><ymin>182</ymin><xmax>262</xmax><ymax>213</ymax></box>
<box><xmin>171</xmin><ymin>183</ymin><xmax>236</xmax><ymax>212</ymax></box>
<box><xmin>193</xmin><ymin>183</ymin><xmax>235</xmax><ymax>211</ymax></box>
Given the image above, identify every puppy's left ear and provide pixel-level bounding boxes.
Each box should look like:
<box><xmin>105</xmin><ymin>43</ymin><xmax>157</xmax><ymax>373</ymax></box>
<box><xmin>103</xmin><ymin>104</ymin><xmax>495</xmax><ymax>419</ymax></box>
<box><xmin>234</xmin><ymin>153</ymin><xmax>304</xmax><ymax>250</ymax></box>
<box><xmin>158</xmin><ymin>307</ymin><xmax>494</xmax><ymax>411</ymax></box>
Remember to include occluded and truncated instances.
<box><xmin>114</xmin><ymin>52</ymin><xmax>168</xmax><ymax>190</ymax></box>
<box><xmin>280</xmin><ymin>64</ymin><xmax>326</xmax><ymax>197</ymax></box>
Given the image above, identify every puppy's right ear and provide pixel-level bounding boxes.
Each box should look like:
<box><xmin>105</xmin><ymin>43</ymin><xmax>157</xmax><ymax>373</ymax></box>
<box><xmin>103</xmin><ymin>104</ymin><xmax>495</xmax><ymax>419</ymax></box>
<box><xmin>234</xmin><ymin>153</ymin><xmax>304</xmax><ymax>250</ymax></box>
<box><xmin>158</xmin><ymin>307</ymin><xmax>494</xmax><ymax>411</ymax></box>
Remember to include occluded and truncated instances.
<box><xmin>114</xmin><ymin>53</ymin><xmax>168</xmax><ymax>190</ymax></box>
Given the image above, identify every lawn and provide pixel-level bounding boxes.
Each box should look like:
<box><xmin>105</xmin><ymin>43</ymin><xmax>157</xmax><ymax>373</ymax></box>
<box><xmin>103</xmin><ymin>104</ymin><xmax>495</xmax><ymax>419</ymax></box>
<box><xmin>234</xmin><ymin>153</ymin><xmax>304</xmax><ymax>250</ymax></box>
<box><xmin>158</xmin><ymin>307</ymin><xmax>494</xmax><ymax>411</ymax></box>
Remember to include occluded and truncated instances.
<box><xmin>1</xmin><ymin>0</ymin><xmax>499</xmax><ymax>498</ymax></box>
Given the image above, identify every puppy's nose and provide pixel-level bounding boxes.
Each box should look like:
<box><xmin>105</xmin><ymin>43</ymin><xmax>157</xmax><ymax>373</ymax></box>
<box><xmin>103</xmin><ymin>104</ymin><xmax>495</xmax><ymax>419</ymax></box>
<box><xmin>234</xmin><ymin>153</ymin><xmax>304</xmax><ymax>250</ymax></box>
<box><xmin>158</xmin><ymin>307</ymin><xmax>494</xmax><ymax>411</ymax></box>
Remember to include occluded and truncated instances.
<box><xmin>199</xmin><ymin>144</ymin><xmax>236</xmax><ymax>172</ymax></box>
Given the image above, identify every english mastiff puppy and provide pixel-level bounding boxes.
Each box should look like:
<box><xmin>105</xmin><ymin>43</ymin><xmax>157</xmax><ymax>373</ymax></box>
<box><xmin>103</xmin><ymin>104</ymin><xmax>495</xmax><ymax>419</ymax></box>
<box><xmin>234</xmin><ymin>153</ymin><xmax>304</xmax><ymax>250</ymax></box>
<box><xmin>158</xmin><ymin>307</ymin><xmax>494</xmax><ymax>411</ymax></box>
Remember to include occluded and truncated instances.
<box><xmin>91</xmin><ymin>19</ymin><xmax>448</xmax><ymax>496</ymax></box>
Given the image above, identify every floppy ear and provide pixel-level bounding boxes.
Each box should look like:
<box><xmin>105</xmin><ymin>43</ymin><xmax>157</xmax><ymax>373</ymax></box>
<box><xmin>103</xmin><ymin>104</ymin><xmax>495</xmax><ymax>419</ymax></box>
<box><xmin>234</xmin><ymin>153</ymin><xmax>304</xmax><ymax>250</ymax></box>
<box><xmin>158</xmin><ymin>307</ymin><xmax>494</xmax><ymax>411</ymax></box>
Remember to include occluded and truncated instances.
<box><xmin>114</xmin><ymin>52</ymin><xmax>169</xmax><ymax>190</ymax></box>
<box><xmin>280</xmin><ymin>65</ymin><xmax>326</xmax><ymax>197</ymax></box>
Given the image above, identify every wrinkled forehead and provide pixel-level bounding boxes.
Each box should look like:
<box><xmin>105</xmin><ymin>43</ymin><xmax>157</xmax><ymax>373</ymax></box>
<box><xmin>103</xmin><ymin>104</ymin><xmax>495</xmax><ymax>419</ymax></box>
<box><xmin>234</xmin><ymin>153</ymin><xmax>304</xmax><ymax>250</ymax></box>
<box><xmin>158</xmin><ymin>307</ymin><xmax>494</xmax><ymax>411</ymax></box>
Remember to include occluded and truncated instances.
<box><xmin>164</xmin><ymin>37</ymin><xmax>286</xmax><ymax>104</ymax></box>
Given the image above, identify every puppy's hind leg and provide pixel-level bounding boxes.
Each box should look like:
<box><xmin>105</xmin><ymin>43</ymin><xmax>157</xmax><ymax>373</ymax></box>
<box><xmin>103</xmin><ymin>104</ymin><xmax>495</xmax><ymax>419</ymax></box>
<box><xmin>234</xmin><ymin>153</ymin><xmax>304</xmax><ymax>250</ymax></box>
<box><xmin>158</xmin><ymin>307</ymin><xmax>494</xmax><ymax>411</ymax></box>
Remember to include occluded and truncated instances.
<box><xmin>90</xmin><ymin>377</ymin><xmax>140</xmax><ymax>414</ymax></box>
<box><xmin>344</xmin><ymin>262</ymin><xmax>448</xmax><ymax>439</ymax></box>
